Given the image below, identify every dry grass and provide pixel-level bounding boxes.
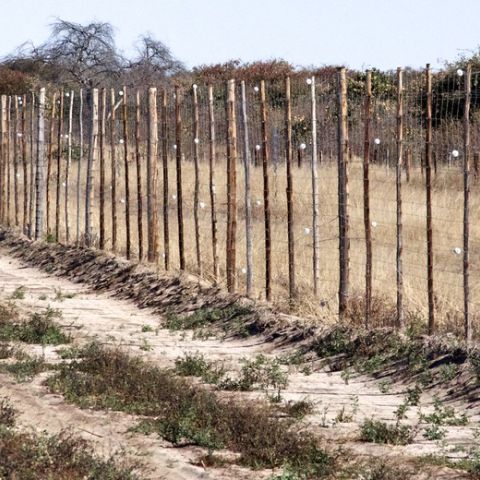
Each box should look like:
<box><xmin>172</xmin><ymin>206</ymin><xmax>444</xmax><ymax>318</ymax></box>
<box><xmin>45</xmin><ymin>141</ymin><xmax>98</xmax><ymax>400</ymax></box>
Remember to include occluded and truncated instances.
<box><xmin>8</xmin><ymin>148</ymin><xmax>479</xmax><ymax>334</ymax></box>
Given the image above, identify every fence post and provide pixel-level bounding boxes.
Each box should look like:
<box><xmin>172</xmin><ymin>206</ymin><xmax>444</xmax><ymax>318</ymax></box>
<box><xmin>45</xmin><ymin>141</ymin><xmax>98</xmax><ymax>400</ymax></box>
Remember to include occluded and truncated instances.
<box><xmin>240</xmin><ymin>80</ymin><xmax>253</xmax><ymax>297</ymax></box>
<box><xmin>34</xmin><ymin>88</ymin><xmax>45</xmax><ymax>239</ymax></box>
<box><xmin>55</xmin><ymin>90</ymin><xmax>64</xmax><ymax>242</ymax></box>
<box><xmin>13</xmin><ymin>97</ymin><xmax>19</xmax><ymax>227</ymax></box>
<box><xmin>337</xmin><ymin>67</ymin><xmax>350</xmax><ymax>318</ymax></box>
<box><xmin>99</xmin><ymin>89</ymin><xmax>106</xmax><ymax>250</ymax></box>
<box><xmin>396</xmin><ymin>67</ymin><xmax>404</xmax><ymax>329</ymax></box>
<box><xmin>260</xmin><ymin>80</ymin><xmax>272</xmax><ymax>301</ymax></box>
<box><xmin>425</xmin><ymin>64</ymin><xmax>435</xmax><ymax>334</ymax></box>
<box><xmin>13</xmin><ymin>96</ymin><xmax>19</xmax><ymax>226</ymax></box>
<box><xmin>85</xmin><ymin>88</ymin><xmax>98</xmax><ymax>246</ymax></box>
<box><xmin>463</xmin><ymin>64</ymin><xmax>472</xmax><ymax>345</ymax></box>
<box><xmin>122</xmin><ymin>86</ymin><xmax>131</xmax><ymax>259</ymax></box>
<box><xmin>21</xmin><ymin>95</ymin><xmax>28</xmax><ymax>234</ymax></box>
<box><xmin>6</xmin><ymin>97</ymin><xmax>11</xmax><ymax>227</ymax></box>
<box><xmin>46</xmin><ymin>92</ymin><xmax>56</xmax><ymax>236</ymax></box>
<box><xmin>65</xmin><ymin>90</ymin><xmax>74</xmax><ymax>243</ymax></box>
<box><xmin>363</xmin><ymin>71</ymin><xmax>372</xmax><ymax>327</ymax></box>
<box><xmin>285</xmin><ymin>76</ymin><xmax>296</xmax><ymax>303</ymax></box>
<box><xmin>175</xmin><ymin>85</ymin><xmax>185</xmax><ymax>270</ymax></box>
<box><xmin>207</xmin><ymin>85</ymin><xmax>219</xmax><ymax>281</ymax></box>
<box><xmin>75</xmin><ymin>90</ymin><xmax>83</xmax><ymax>244</ymax></box>
<box><xmin>0</xmin><ymin>95</ymin><xmax>5</xmax><ymax>223</ymax></box>
<box><xmin>109</xmin><ymin>89</ymin><xmax>117</xmax><ymax>252</ymax></box>
<box><xmin>310</xmin><ymin>76</ymin><xmax>320</xmax><ymax>298</ymax></box>
<box><xmin>192</xmin><ymin>84</ymin><xmax>202</xmax><ymax>275</ymax></box>
<box><xmin>136</xmin><ymin>90</ymin><xmax>144</xmax><ymax>261</ymax></box>
<box><xmin>226</xmin><ymin>79</ymin><xmax>238</xmax><ymax>293</ymax></box>
<box><xmin>28</xmin><ymin>93</ymin><xmax>35</xmax><ymax>237</ymax></box>
<box><xmin>147</xmin><ymin>87</ymin><xmax>158</xmax><ymax>263</ymax></box>
<box><xmin>0</xmin><ymin>95</ymin><xmax>7</xmax><ymax>223</ymax></box>
<box><xmin>161</xmin><ymin>89</ymin><xmax>169</xmax><ymax>270</ymax></box>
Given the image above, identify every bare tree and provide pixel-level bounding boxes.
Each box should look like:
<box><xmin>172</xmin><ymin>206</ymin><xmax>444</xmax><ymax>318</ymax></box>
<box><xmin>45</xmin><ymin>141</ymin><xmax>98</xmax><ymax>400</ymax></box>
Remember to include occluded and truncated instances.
<box><xmin>7</xmin><ymin>20</ymin><xmax>124</xmax><ymax>88</ymax></box>
<box><xmin>127</xmin><ymin>34</ymin><xmax>184</xmax><ymax>86</ymax></box>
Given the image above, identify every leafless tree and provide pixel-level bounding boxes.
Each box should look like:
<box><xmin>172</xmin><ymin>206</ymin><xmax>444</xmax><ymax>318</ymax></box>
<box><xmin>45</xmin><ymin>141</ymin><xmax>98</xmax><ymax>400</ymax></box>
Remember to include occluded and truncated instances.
<box><xmin>6</xmin><ymin>20</ymin><xmax>124</xmax><ymax>88</ymax></box>
<box><xmin>126</xmin><ymin>34</ymin><xmax>184</xmax><ymax>86</ymax></box>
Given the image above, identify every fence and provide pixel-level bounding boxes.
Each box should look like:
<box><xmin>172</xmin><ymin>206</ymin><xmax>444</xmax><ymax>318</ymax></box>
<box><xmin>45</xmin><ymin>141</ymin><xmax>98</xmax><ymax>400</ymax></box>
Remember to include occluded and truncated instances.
<box><xmin>0</xmin><ymin>64</ymin><xmax>479</xmax><ymax>342</ymax></box>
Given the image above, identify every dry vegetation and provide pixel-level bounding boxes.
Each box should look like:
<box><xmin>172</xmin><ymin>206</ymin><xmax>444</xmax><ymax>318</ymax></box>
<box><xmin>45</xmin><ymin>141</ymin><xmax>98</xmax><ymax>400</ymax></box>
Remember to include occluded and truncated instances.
<box><xmin>12</xmin><ymin>151</ymin><xmax>475</xmax><ymax>336</ymax></box>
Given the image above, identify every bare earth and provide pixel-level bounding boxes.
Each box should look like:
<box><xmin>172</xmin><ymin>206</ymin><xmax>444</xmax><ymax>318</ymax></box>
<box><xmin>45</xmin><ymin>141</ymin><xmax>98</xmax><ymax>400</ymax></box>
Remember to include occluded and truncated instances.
<box><xmin>0</xmin><ymin>250</ymin><xmax>477</xmax><ymax>479</ymax></box>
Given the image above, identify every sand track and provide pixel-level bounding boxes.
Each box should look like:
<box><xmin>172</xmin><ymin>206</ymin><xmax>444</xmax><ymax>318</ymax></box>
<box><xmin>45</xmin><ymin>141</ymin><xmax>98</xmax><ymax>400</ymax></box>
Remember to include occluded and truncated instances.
<box><xmin>0</xmin><ymin>245</ymin><xmax>477</xmax><ymax>479</ymax></box>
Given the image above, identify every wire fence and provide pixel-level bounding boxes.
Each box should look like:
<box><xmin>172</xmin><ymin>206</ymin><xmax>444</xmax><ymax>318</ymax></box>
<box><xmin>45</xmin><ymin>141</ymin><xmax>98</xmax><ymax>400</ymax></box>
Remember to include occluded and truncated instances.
<box><xmin>0</xmin><ymin>64</ymin><xmax>479</xmax><ymax>341</ymax></box>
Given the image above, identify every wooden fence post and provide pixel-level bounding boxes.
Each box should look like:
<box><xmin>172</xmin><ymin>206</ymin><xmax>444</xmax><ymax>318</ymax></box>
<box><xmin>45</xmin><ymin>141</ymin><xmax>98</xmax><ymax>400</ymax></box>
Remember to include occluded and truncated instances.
<box><xmin>337</xmin><ymin>67</ymin><xmax>350</xmax><ymax>318</ymax></box>
<box><xmin>260</xmin><ymin>80</ymin><xmax>272</xmax><ymax>301</ymax></box>
<box><xmin>425</xmin><ymin>64</ymin><xmax>435</xmax><ymax>334</ymax></box>
<box><xmin>136</xmin><ymin>90</ymin><xmax>144</xmax><ymax>261</ymax></box>
<box><xmin>463</xmin><ymin>64</ymin><xmax>472</xmax><ymax>345</ymax></box>
<box><xmin>28</xmin><ymin>92</ymin><xmax>35</xmax><ymax>237</ymax></box>
<box><xmin>226</xmin><ymin>79</ymin><xmax>238</xmax><ymax>293</ymax></box>
<box><xmin>396</xmin><ymin>67</ymin><xmax>404</xmax><ymax>329</ymax></box>
<box><xmin>46</xmin><ymin>92</ymin><xmax>56</xmax><ymax>236</ymax></box>
<box><xmin>85</xmin><ymin>88</ymin><xmax>98</xmax><ymax>246</ymax></box>
<box><xmin>207</xmin><ymin>84</ymin><xmax>219</xmax><ymax>281</ymax></box>
<box><xmin>13</xmin><ymin>96</ymin><xmax>19</xmax><ymax>226</ymax></box>
<box><xmin>192</xmin><ymin>84</ymin><xmax>202</xmax><ymax>275</ymax></box>
<box><xmin>34</xmin><ymin>88</ymin><xmax>46</xmax><ymax>239</ymax></box>
<box><xmin>99</xmin><ymin>89</ymin><xmax>106</xmax><ymax>250</ymax></box>
<box><xmin>310</xmin><ymin>76</ymin><xmax>320</xmax><ymax>298</ymax></box>
<box><xmin>363</xmin><ymin>71</ymin><xmax>373</xmax><ymax>327</ymax></box>
<box><xmin>76</xmin><ymin>89</ymin><xmax>83</xmax><ymax>244</ymax></box>
<box><xmin>122</xmin><ymin>86</ymin><xmax>131</xmax><ymax>259</ymax></box>
<box><xmin>21</xmin><ymin>95</ymin><xmax>28</xmax><ymax>234</ymax></box>
<box><xmin>55</xmin><ymin>89</ymin><xmax>64</xmax><ymax>242</ymax></box>
<box><xmin>175</xmin><ymin>85</ymin><xmax>185</xmax><ymax>270</ymax></box>
<box><xmin>6</xmin><ymin>96</ymin><xmax>11</xmax><ymax>227</ymax></box>
<box><xmin>0</xmin><ymin>95</ymin><xmax>5</xmax><ymax>223</ymax></box>
<box><xmin>285</xmin><ymin>76</ymin><xmax>296</xmax><ymax>302</ymax></box>
<box><xmin>147</xmin><ymin>87</ymin><xmax>158</xmax><ymax>263</ymax></box>
<box><xmin>65</xmin><ymin>90</ymin><xmax>74</xmax><ymax>243</ymax></box>
<box><xmin>240</xmin><ymin>80</ymin><xmax>253</xmax><ymax>297</ymax></box>
<box><xmin>161</xmin><ymin>89</ymin><xmax>169</xmax><ymax>269</ymax></box>
<box><xmin>110</xmin><ymin>89</ymin><xmax>117</xmax><ymax>252</ymax></box>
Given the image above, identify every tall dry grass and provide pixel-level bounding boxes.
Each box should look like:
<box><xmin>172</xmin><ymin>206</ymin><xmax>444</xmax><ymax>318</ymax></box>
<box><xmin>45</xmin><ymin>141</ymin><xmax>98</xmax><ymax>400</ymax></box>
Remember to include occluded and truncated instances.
<box><xmin>8</xmin><ymin>148</ymin><xmax>479</xmax><ymax>334</ymax></box>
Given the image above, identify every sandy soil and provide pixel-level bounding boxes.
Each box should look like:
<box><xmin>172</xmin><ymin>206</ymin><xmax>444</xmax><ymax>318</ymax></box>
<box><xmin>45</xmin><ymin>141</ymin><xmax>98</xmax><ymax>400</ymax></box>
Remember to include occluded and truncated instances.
<box><xmin>0</xmin><ymin>250</ymin><xmax>477</xmax><ymax>479</ymax></box>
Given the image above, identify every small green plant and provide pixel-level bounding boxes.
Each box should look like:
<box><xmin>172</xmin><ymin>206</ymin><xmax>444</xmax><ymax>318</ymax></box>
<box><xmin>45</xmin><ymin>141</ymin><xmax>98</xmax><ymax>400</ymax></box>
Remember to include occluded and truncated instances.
<box><xmin>360</xmin><ymin>418</ymin><xmax>414</xmax><ymax>445</ymax></box>
<box><xmin>220</xmin><ymin>354</ymin><xmax>288</xmax><ymax>401</ymax></box>
<box><xmin>283</xmin><ymin>399</ymin><xmax>314</xmax><ymax>420</ymax></box>
<box><xmin>140</xmin><ymin>325</ymin><xmax>154</xmax><ymax>333</ymax></box>
<box><xmin>10</xmin><ymin>286</ymin><xmax>26</xmax><ymax>300</ymax></box>
<box><xmin>438</xmin><ymin>363</ymin><xmax>459</xmax><ymax>383</ymax></box>
<box><xmin>54</xmin><ymin>288</ymin><xmax>76</xmax><ymax>302</ymax></box>
<box><xmin>335</xmin><ymin>405</ymin><xmax>354</xmax><ymax>423</ymax></box>
<box><xmin>1</xmin><ymin>356</ymin><xmax>48</xmax><ymax>382</ymax></box>
<box><xmin>174</xmin><ymin>352</ymin><xmax>225</xmax><ymax>384</ymax></box>
<box><xmin>0</xmin><ymin>397</ymin><xmax>16</xmax><ymax>427</ymax></box>
<box><xmin>340</xmin><ymin>368</ymin><xmax>352</xmax><ymax>385</ymax></box>
<box><xmin>405</xmin><ymin>384</ymin><xmax>423</xmax><ymax>406</ymax></box>
<box><xmin>38</xmin><ymin>294</ymin><xmax>48</xmax><ymax>301</ymax></box>
<box><xmin>421</xmin><ymin>397</ymin><xmax>468</xmax><ymax>441</ymax></box>
<box><xmin>163</xmin><ymin>304</ymin><xmax>253</xmax><ymax>335</ymax></box>
<box><xmin>378</xmin><ymin>380</ymin><xmax>391</xmax><ymax>393</ymax></box>
<box><xmin>0</xmin><ymin>307</ymin><xmax>69</xmax><ymax>345</ymax></box>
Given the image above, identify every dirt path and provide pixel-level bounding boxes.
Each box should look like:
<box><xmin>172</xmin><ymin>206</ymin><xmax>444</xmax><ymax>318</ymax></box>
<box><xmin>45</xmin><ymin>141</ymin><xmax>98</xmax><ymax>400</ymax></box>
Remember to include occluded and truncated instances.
<box><xmin>0</xmin><ymin>250</ymin><xmax>477</xmax><ymax>479</ymax></box>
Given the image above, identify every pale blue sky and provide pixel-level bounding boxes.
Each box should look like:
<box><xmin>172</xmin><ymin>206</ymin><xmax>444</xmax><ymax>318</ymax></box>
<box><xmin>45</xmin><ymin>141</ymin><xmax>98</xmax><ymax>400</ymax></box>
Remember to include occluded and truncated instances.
<box><xmin>2</xmin><ymin>0</ymin><xmax>479</xmax><ymax>70</ymax></box>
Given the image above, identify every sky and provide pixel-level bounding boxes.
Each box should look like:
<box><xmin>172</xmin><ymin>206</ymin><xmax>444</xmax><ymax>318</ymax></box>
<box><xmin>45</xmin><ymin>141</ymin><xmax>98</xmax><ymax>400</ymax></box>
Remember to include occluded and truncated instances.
<box><xmin>1</xmin><ymin>0</ymin><xmax>479</xmax><ymax>71</ymax></box>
